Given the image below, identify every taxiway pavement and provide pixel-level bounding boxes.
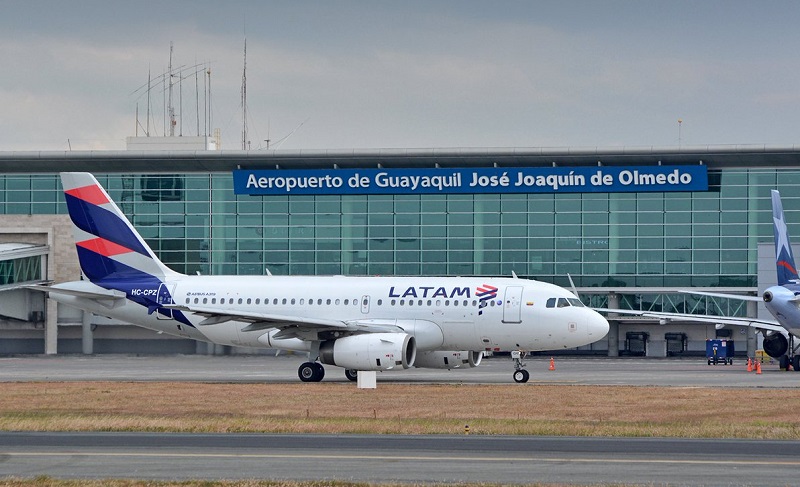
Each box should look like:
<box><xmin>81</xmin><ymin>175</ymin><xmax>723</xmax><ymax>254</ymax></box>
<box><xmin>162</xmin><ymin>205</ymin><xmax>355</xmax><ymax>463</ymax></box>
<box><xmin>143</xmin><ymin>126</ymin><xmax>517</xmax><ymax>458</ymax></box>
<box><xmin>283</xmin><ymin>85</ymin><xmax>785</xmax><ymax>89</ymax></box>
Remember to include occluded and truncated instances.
<box><xmin>0</xmin><ymin>354</ymin><xmax>795</xmax><ymax>387</ymax></box>
<box><xmin>1</xmin><ymin>431</ymin><xmax>797</xmax><ymax>486</ymax></box>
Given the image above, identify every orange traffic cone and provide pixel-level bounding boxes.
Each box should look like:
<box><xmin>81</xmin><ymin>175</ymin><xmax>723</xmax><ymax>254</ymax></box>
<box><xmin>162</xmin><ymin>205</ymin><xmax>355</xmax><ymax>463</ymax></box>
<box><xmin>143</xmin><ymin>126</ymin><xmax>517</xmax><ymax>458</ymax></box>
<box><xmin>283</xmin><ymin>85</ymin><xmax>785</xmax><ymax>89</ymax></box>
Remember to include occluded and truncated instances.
<box><xmin>549</xmin><ymin>357</ymin><xmax>555</xmax><ymax>371</ymax></box>
<box><xmin>747</xmin><ymin>357</ymin><xmax>753</xmax><ymax>372</ymax></box>
<box><xmin>756</xmin><ymin>360</ymin><xmax>762</xmax><ymax>375</ymax></box>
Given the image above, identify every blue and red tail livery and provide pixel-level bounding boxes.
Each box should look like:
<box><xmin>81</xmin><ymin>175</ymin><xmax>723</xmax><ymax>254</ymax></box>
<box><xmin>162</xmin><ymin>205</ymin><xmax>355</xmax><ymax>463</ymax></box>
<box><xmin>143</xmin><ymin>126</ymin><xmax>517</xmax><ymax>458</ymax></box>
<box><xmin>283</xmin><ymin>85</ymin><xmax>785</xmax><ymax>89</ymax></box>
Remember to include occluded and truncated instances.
<box><xmin>772</xmin><ymin>190</ymin><xmax>799</xmax><ymax>286</ymax></box>
<box><xmin>61</xmin><ymin>173</ymin><xmax>177</xmax><ymax>283</ymax></box>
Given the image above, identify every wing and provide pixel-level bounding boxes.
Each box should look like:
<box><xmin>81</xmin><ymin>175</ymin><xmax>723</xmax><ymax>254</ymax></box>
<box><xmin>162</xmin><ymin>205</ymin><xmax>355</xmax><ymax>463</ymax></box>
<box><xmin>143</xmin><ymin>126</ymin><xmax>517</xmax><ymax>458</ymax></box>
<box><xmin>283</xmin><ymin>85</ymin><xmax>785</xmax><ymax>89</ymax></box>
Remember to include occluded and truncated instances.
<box><xmin>677</xmin><ymin>289</ymin><xmax>762</xmax><ymax>302</ymax></box>
<box><xmin>166</xmin><ymin>303</ymin><xmax>405</xmax><ymax>338</ymax></box>
<box><xmin>597</xmin><ymin>308</ymin><xmax>786</xmax><ymax>334</ymax></box>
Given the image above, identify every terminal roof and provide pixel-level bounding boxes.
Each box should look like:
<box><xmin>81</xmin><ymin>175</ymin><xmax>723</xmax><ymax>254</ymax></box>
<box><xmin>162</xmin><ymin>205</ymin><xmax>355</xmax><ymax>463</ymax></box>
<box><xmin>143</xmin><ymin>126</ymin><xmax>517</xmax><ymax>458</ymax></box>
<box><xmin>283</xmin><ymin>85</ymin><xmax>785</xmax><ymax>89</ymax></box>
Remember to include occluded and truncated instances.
<box><xmin>0</xmin><ymin>145</ymin><xmax>799</xmax><ymax>173</ymax></box>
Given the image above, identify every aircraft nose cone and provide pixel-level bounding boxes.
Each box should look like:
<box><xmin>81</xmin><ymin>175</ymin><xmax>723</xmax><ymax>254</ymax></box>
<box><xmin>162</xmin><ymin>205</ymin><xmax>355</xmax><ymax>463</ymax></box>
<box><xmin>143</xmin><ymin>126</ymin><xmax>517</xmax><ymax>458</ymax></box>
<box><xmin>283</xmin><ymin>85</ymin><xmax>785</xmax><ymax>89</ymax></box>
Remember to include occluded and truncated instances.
<box><xmin>587</xmin><ymin>310</ymin><xmax>610</xmax><ymax>339</ymax></box>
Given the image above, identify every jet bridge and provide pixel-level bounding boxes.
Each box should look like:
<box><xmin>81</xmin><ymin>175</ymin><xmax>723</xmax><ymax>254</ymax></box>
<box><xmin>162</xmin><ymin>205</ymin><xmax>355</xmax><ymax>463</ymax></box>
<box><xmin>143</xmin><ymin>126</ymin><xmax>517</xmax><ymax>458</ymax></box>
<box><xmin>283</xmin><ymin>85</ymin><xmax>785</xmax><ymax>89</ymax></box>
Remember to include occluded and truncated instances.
<box><xmin>0</xmin><ymin>243</ymin><xmax>48</xmax><ymax>322</ymax></box>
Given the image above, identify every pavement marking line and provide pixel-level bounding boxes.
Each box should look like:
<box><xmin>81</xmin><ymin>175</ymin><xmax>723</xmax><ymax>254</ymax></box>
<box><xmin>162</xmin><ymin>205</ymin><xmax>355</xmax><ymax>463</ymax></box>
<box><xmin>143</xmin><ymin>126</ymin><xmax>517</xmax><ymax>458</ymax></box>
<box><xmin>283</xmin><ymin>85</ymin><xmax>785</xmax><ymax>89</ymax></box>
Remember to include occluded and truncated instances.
<box><xmin>4</xmin><ymin>451</ymin><xmax>800</xmax><ymax>467</ymax></box>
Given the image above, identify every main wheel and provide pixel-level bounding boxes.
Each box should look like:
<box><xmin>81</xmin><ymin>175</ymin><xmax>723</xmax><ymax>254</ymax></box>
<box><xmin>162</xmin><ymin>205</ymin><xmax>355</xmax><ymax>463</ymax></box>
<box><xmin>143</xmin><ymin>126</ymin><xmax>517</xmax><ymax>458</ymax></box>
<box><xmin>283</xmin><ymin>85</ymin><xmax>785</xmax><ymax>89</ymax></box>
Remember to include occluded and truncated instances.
<box><xmin>345</xmin><ymin>369</ymin><xmax>358</xmax><ymax>382</ymax></box>
<box><xmin>780</xmin><ymin>355</ymin><xmax>790</xmax><ymax>371</ymax></box>
<box><xmin>313</xmin><ymin>362</ymin><xmax>325</xmax><ymax>381</ymax></box>
<box><xmin>298</xmin><ymin>362</ymin><xmax>325</xmax><ymax>382</ymax></box>
<box><xmin>793</xmin><ymin>355</ymin><xmax>800</xmax><ymax>372</ymax></box>
<box><xmin>513</xmin><ymin>369</ymin><xmax>530</xmax><ymax>383</ymax></box>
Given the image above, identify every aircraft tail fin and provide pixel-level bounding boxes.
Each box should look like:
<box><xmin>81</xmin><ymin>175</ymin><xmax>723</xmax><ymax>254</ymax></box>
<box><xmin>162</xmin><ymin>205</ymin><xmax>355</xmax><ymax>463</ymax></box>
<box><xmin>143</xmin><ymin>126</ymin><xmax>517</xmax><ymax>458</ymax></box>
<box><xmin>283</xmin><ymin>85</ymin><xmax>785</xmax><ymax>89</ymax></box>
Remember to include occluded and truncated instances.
<box><xmin>772</xmin><ymin>189</ymin><xmax>799</xmax><ymax>286</ymax></box>
<box><xmin>60</xmin><ymin>172</ymin><xmax>179</xmax><ymax>283</ymax></box>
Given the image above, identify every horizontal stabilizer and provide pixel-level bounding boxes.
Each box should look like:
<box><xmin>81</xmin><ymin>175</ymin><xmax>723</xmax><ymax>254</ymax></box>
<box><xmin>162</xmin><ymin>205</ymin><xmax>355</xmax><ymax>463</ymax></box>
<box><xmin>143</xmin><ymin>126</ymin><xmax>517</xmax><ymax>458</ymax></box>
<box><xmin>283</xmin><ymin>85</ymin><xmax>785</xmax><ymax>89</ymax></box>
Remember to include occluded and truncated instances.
<box><xmin>27</xmin><ymin>283</ymin><xmax>127</xmax><ymax>309</ymax></box>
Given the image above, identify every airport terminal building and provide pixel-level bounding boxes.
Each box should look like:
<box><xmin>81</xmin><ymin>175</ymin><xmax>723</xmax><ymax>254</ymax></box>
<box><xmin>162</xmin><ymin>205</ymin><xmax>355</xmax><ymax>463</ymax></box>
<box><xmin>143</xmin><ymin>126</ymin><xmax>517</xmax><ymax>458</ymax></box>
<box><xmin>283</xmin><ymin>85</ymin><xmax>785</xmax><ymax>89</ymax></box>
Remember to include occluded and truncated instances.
<box><xmin>2</xmin><ymin>144</ymin><xmax>799</xmax><ymax>357</ymax></box>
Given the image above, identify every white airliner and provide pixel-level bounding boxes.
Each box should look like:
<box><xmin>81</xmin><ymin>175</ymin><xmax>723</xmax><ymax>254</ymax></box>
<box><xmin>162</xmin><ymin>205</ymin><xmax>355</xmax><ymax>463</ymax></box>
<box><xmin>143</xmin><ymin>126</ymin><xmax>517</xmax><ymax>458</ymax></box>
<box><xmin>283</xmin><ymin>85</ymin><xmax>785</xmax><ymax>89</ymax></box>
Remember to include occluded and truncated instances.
<box><xmin>600</xmin><ymin>190</ymin><xmax>800</xmax><ymax>370</ymax></box>
<box><xmin>35</xmin><ymin>172</ymin><xmax>609</xmax><ymax>383</ymax></box>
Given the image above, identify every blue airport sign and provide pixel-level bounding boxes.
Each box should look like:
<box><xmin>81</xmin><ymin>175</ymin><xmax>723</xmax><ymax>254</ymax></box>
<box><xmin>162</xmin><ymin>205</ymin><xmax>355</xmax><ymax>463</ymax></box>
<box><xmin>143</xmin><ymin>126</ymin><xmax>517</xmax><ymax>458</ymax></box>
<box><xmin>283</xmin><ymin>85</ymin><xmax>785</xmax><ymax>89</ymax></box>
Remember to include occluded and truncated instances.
<box><xmin>233</xmin><ymin>165</ymin><xmax>708</xmax><ymax>195</ymax></box>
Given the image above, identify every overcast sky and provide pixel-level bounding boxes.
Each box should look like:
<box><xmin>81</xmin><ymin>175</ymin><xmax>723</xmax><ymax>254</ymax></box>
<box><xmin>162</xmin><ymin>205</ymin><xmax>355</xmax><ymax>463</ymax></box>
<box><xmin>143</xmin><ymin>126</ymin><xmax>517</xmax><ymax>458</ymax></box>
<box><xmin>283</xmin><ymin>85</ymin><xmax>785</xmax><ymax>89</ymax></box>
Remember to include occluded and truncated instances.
<box><xmin>2</xmin><ymin>0</ymin><xmax>800</xmax><ymax>152</ymax></box>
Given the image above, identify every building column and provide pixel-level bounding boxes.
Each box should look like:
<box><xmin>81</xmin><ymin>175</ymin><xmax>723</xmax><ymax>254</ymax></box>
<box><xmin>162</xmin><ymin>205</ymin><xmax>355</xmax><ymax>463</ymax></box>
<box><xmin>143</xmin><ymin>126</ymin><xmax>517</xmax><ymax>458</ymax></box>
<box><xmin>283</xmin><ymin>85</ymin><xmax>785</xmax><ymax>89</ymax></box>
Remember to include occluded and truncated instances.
<box><xmin>44</xmin><ymin>298</ymin><xmax>58</xmax><ymax>355</ymax></box>
<box><xmin>81</xmin><ymin>310</ymin><xmax>94</xmax><ymax>355</ymax></box>
<box><xmin>606</xmin><ymin>292</ymin><xmax>619</xmax><ymax>357</ymax></box>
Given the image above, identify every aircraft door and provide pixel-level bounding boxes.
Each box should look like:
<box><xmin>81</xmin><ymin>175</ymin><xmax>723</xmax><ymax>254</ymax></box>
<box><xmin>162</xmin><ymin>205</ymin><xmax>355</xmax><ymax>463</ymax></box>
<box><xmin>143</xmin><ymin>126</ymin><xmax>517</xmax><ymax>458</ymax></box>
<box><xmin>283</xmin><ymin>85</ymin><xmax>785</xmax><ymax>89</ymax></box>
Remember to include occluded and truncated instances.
<box><xmin>502</xmin><ymin>286</ymin><xmax>523</xmax><ymax>323</ymax></box>
<box><xmin>361</xmin><ymin>295</ymin><xmax>370</xmax><ymax>314</ymax></box>
<box><xmin>156</xmin><ymin>283</ymin><xmax>176</xmax><ymax>320</ymax></box>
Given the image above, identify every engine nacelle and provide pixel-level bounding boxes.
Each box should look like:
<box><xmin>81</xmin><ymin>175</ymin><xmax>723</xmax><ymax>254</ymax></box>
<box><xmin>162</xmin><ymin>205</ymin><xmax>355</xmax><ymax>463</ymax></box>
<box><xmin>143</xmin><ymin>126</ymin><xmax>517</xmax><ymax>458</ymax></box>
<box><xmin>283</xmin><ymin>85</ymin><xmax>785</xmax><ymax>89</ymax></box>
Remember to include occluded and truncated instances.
<box><xmin>319</xmin><ymin>332</ymin><xmax>416</xmax><ymax>371</ymax></box>
<box><xmin>414</xmin><ymin>350</ymin><xmax>483</xmax><ymax>369</ymax></box>
<box><xmin>763</xmin><ymin>332</ymin><xmax>789</xmax><ymax>359</ymax></box>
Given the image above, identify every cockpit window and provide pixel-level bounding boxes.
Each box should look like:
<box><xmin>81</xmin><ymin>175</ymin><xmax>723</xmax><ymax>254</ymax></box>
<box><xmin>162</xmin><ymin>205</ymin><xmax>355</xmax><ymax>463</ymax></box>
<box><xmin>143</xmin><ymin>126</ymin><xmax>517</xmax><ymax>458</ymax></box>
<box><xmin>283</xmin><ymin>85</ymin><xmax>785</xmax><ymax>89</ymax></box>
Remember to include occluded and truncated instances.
<box><xmin>547</xmin><ymin>297</ymin><xmax>585</xmax><ymax>308</ymax></box>
<box><xmin>568</xmin><ymin>298</ymin><xmax>585</xmax><ymax>307</ymax></box>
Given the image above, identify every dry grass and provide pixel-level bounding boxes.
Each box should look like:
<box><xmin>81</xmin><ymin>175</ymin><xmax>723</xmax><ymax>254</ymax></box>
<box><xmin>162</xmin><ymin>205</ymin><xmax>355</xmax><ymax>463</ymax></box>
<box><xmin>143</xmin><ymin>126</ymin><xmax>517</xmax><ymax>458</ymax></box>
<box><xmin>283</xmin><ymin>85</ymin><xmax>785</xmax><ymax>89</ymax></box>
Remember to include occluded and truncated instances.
<box><xmin>0</xmin><ymin>478</ymin><xmax>641</xmax><ymax>487</ymax></box>
<box><xmin>1</xmin><ymin>381</ymin><xmax>799</xmax><ymax>439</ymax></box>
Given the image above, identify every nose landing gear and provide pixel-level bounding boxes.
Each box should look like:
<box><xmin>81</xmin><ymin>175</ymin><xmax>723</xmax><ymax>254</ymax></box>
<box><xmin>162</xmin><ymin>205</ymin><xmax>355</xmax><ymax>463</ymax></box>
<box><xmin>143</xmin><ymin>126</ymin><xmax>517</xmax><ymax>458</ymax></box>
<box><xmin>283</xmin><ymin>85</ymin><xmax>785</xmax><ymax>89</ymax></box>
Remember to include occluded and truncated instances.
<box><xmin>512</xmin><ymin>350</ymin><xmax>530</xmax><ymax>383</ymax></box>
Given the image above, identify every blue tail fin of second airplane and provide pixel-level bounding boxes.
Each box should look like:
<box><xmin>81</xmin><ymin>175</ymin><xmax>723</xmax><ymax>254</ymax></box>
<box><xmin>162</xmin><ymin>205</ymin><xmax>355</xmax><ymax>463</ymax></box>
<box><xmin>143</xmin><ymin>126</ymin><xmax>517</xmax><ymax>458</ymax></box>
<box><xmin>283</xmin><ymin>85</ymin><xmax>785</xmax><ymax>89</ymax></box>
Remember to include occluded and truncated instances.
<box><xmin>772</xmin><ymin>189</ymin><xmax>799</xmax><ymax>286</ymax></box>
<box><xmin>60</xmin><ymin>172</ymin><xmax>179</xmax><ymax>283</ymax></box>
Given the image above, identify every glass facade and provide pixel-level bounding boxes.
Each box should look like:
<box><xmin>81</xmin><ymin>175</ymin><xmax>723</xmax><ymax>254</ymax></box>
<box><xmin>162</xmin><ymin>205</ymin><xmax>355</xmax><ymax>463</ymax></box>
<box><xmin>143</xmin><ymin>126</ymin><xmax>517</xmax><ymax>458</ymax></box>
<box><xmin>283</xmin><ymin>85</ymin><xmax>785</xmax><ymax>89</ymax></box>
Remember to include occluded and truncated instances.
<box><xmin>2</xmin><ymin>169</ymin><xmax>800</xmax><ymax>289</ymax></box>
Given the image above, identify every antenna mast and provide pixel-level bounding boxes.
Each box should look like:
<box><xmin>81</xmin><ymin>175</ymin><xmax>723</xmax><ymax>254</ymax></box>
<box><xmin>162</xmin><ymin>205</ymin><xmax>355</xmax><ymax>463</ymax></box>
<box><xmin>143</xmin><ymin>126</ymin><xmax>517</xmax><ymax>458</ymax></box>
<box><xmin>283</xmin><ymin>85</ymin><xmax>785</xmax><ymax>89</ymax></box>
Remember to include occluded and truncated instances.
<box><xmin>146</xmin><ymin>68</ymin><xmax>151</xmax><ymax>136</ymax></box>
<box><xmin>167</xmin><ymin>42</ymin><xmax>177</xmax><ymax>136</ymax></box>
<box><xmin>241</xmin><ymin>38</ymin><xmax>248</xmax><ymax>150</ymax></box>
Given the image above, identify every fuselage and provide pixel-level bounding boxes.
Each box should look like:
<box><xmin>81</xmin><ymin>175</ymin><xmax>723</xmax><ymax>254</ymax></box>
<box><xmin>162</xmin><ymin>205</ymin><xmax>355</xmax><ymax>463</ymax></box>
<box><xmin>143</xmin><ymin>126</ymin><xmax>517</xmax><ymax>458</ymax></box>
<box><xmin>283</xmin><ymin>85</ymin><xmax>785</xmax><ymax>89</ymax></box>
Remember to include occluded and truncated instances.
<box><xmin>52</xmin><ymin>275</ymin><xmax>609</xmax><ymax>353</ymax></box>
<box><xmin>764</xmin><ymin>284</ymin><xmax>800</xmax><ymax>338</ymax></box>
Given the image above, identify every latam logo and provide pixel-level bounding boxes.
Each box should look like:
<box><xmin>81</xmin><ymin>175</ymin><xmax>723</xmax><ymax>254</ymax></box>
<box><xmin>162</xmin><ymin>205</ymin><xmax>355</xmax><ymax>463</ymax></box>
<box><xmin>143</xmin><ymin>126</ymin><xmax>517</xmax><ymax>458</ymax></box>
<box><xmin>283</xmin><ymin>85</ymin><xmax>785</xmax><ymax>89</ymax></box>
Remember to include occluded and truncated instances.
<box><xmin>388</xmin><ymin>286</ymin><xmax>471</xmax><ymax>299</ymax></box>
<box><xmin>476</xmin><ymin>284</ymin><xmax>498</xmax><ymax>315</ymax></box>
<box><xmin>387</xmin><ymin>284</ymin><xmax>499</xmax><ymax>314</ymax></box>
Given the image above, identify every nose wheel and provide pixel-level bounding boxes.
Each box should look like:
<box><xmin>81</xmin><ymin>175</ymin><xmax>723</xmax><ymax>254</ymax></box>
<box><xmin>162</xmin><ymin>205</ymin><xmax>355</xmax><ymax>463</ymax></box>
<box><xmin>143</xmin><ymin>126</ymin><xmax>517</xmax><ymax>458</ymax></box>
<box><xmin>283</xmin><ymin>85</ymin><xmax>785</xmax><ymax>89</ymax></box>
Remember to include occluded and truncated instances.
<box><xmin>298</xmin><ymin>362</ymin><xmax>325</xmax><ymax>382</ymax></box>
<box><xmin>511</xmin><ymin>350</ymin><xmax>529</xmax><ymax>383</ymax></box>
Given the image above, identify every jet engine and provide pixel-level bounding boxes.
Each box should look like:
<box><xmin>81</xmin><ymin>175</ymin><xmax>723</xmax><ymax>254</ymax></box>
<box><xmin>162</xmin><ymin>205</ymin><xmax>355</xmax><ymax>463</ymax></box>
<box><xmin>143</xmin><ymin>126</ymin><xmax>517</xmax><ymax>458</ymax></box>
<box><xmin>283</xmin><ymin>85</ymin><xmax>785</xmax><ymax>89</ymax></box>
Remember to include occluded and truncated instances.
<box><xmin>319</xmin><ymin>332</ymin><xmax>416</xmax><ymax>371</ymax></box>
<box><xmin>763</xmin><ymin>332</ymin><xmax>789</xmax><ymax>358</ymax></box>
<box><xmin>414</xmin><ymin>350</ymin><xmax>483</xmax><ymax>369</ymax></box>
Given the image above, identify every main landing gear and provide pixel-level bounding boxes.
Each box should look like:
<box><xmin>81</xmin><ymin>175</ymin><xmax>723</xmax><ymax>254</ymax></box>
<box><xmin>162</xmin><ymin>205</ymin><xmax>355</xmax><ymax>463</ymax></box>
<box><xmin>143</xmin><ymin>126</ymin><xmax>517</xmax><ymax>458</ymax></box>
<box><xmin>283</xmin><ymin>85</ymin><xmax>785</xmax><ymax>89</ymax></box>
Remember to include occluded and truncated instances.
<box><xmin>511</xmin><ymin>350</ymin><xmax>530</xmax><ymax>383</ymax></box>
<box><xmin>298</xmin><ymin>362</ymin><xmax>325</xmax><ymax>382</ymax></box>
<box><xmin>776</xmin><ymin>334</ymin><xmax>800</xmax><ymax>372</ymax></box>
<box><xmin>298</xmin><ymin>363</ymin><xmax>360</xmax><ymax>382</ymax></box>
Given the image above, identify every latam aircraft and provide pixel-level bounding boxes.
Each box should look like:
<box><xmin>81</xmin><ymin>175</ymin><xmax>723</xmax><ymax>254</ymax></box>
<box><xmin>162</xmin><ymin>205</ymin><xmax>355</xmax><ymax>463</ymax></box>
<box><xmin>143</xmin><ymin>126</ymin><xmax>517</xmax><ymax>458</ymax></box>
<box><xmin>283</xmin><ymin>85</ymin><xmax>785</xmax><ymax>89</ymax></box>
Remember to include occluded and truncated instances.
<box><xmin>37</xmin><ymin>172</ymin><xmax>609</xmax><ymax>383</ymax></box>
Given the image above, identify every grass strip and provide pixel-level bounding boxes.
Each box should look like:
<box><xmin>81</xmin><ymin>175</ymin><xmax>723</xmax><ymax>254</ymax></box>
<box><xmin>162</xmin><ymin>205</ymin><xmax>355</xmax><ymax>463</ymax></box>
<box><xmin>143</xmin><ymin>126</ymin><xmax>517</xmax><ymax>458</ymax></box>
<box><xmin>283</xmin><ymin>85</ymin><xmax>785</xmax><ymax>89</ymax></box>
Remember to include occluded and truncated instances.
<box><xmin>0</xmin><ymin>382</ymin><xmax>798</xmax><ymax>439</ymax></box>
